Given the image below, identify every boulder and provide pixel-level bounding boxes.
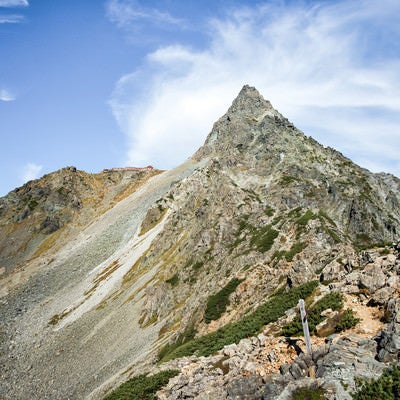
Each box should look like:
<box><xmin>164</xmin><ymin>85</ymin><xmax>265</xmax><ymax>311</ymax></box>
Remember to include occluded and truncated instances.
<box><xmin>227</xmin><ymin>375</ymin><xmax>264</xmax><ymax>400</ymax></box>
<box><xmin>377</xmin><ymin>300</ymin><xmax>400</xmax><ymax>362</ymax></box>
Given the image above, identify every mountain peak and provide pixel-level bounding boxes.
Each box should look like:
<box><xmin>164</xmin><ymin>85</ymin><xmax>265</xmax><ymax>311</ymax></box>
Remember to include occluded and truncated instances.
<box><xmin>227</xmin><ymin>85</ymin><xmax>277</xmax><ymax>118</ymax></box>
<box><xmin>224</xmin><ymin>85</ymin><xmax>282</xmax><ymax>123</ymax></box>
<box><xmin>194</xmin><ymin>85</ymin><xmax>287</xmax><ymax>162</ymax></box>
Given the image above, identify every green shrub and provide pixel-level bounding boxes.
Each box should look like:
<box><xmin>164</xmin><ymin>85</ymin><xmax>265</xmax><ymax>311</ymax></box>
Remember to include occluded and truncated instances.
<box><xmin>250</xmin><ymin>224</ymin><xmax>279</xmax><ymax>253</ymax></box>
<box><xmin>356</xmin><ymin>241</ymin><xmax>392</xmax><ymax>251</ymax></box>
<box><xmin>285</xmin><ymin>242</ymin><xmax>308</xmax><ymax>262</ymax></box>
<box><xmin>158</xmin><ymin>325</ymin><xmax>197</xmax><ymax>362</ymax></box>
<box><xmin>356</xmin><ymin>233</ymin><xmax>371</xmax><ymax>243</ymax></box>
<box><xmin>159</xmin><ymin>281</ymin><xmax>318</xmax><ymax>362</ymax></box>
<box><xmin>313</xmin><ymin>291</ymin><xmax>343</xmax><ymax>314</ymax></box>
<box><xmin>272</xmin><ymin>215</ymin><xmax>283</xmax><ymax>225</ymax></box>
<box><xmin>335</xmin><ymin>308</ymin><xmax>360</xmax><ymax>332</ymax></box>
<box><xmin>326</xmin><ymin>227</ymin><xmax>342</xmax><ymax>243</ymax></box>
<box><xmin>192</xmin><ymin>261</ymin><xmax>204</xmax><ymax>270</ymax></box>
<box><xmin>229</xmin><ymin>216</ymin><xmax>279</xmax><ymax>254</ymax></box>
<box><xmin>28</xmin><ymin>199</ymin><xmax>39</xmax><ymax>211</ymax></box>
<box><xmin>103</xmin><ymin>369</ymin><xmax>179</xmax><ymax>400</ymax></box>
<box><xmin>165</xmin><ymin>274</ymin><xmax>179</xmax><ymax>286</ymax></box>
<box><xmin>280</xmin><ymin>175</ymin><xmax>299</xmax><ymax>186</ymax></box>
<box><xmin>281</xmin><ymin>292</ymin><xmax>344</xmax><ymax>337</ymax></box>
<box><xmin>204</xmin><ymin>278</ymin><xmax>244</xmax><ymax>323</ymax></box>
<box><xmin>318</xmin><ymin>210</ymin><xmax>337</xmax><ymax>226</ymax></box>
<box><xmin>272</xmin><ymin>242</ymin><xmax>308</xmax><ymax>264</ymax></box>
<box><xmin>264</xmin><ymin>205</ymin><xmax>275</xmax><ymax>217</ymax></box>
<box><xmin>288</xmin><ymin>207</ymin><xmax>302</xmax><ymax>218</ymax></box>
<box><xmin>296</xmin><ymin>210</ymin><xmax>317</xmax><ymax>227</ymax></box>
<box><xmin>352</xmin><ymin>366</ymin><xmax>400</xmax><ymax>400</ymax></box>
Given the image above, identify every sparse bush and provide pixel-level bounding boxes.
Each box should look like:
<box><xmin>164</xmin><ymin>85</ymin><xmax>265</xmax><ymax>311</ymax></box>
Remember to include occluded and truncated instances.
<box><xmin>229</xmin><ymin>216</ymin><xmax>279</xmax><ymax>254</ymax></box>
<box><xmin>281</xmin><ymin>292</ymin><xmax>344</xmax><ymax>337</ymax></box>
<box><xmin>326</xmin><ymin>227</ymin><xmax>342</xmax><ymax>243</ymax></box>
<box><xmin>204</xmin><ymin>278</ymin><xmax>244</xmax><ymax>323</ymax></box>
<box><xmin>160</xmin><ymin>281</ymin><xmax>318</xmax><ymax>361</ymax></box>
<box><xmin>192</xmin><ymin>261</ymin><xmax>204</xmax><ymax>270</ymax></box>
<box><xmin>28</xmin><ymin>199</ymin><xmax>38</xmax><ymax>211</ymax></box>
<box><xmin>335</xmin><ymin>308</ymin><xmax>360</xmax><ymax>332</ymax></box>
<box><xmin>356</xmin><ymin>233</ymin><xmax>371</xmax><ymax>243</ymax></box>
<box><xmin>250</xmin><ymin>224</ymin><xmax>279</xmax><ymax>252</ymax></box>
<box><xmin>165</xmin><ymin>274</ymin><xmax>179</xmax><ymax>286</ymax></box>
<box><xmin>288</xmin><ymin>207</ymin><xmax>302</xmax><ymax>218</ymax></box>
<box><xmin>272</xmin><ymin>215</ymin><xmax>283</xmax><ymax>225</ymax></box>
<box><xmin>272</xmin><ymin>242</ymin><xmax>308</xmax><ymax>264</ymax></box>
<box><xmin>318</xmin><ymin>210</ymin><xmax>336</xmax><ymax>225</ymax></box>
<box><xmin>280</xmin><ymin>175</ymin><xmax>299</xmax><ymax>186</ymax></box>
<box><xmin>158</xmin><ymin>326</ymin><xmax>196</xmax><ymax>361</ymax></box>
<box><xmin>264</xmin><ymin>205</ymin><xmax>275</xmax><ymax>216</ymax></box>
<box><xmin>296</xmin><ymin>210</ymin><xmax>317</xmax><ymax>227</ymax></box>
<box><xmin>352</xmin><ymin>366</ymin><xmax>400</xmax><ymax>400</ymax></box>
<box><xmin>103</xmin><ymin>369</ymin><xmax>179</xmax><ymax>400</ymax></box>
<box><xmin>285</xmin><ymin>242</ymin><xmax>308</xmax><ymax>262</ymax></box>
<box><xmin>356</xmin><ymin>241</ymin><xmax>392</xmax><ymax>251</ymax></box>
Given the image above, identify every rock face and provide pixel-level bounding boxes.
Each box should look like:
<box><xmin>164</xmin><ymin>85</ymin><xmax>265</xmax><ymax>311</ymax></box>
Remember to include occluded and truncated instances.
<box><xmin>0</xmin><ymin>86</ymin><xmax>400</xmax><ymax>400</ymax></box>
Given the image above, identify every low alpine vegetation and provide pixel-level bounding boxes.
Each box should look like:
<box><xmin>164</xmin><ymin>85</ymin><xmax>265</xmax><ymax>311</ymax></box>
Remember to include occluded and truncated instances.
<box><xmin>204</xmin><ymin>278</ymin><xmax>244</xmax><ymax>323</ymax></box>
<box><xmin>159</xmin><ymin>281</ymin><xmax>318</xmax><ymax>362</ymax></box>
<box><xmin>103</xmin><ymin>369</ymin><xmax>179</xmax><ymax>400</ymax></box>
<box><xmin>352</xmin><ymin>366</ymin><xmax>400</xmax><ymax>400</ymax></box>
<box><xmin>281</xmin><ymin>292</ymin><xmax>359</xmax><ymax>337</ymax></box>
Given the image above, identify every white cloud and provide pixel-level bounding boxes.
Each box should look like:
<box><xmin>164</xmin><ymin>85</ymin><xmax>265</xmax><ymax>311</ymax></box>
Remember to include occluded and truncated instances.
<box><xmin>0</xmin><ymin>88</ymin><xmax>15</xmax><ymax>101</ymax></box>
<box><xmin>0</xmin><ymin>13</ymin><xmax>24</xmax><ymax>23</ymax></box>
<box><xmin>106</xmin><ymin>0</ymin><xmax>183</xmax><ymax>28</ymax></box>
<box><xmin>21</xmin><ymin>163</ymin><xmax>43</xmax><ymax>184</ymax></box>
<box><xmin>0</xmin><ymin>0</ymin><xmax>28</xmax><ymax>7</ymax></box>
<box><xmin>109</xmin><ymin>0</ymin><xmax>400</xmax><ymax>177</ymax></box>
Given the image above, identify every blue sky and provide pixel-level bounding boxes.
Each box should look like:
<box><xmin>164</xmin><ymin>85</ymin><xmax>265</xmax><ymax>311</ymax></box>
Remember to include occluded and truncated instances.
<box><xmin>1</xmin><ymin>0</ymin><xmax>399</xmax><ymax>196</ymax></box>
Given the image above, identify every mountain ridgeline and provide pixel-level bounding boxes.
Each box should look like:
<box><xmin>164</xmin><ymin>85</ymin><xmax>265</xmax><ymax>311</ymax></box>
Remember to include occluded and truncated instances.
<box><xmin>1</xmin><ymin>86</ymin><xmax>399</xmax><ymax>400</ymax></box>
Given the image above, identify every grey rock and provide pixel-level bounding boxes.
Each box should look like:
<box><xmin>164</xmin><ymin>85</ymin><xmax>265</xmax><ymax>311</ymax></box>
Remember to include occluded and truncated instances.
<box><xmin>227</xmin><ymin>375</ymin><xmax>264</xmax><ymax>400</ymax></box>
<box><xmin>377</xmin><ymin>302</ymin><xmax>400</xmax><ymax>362</ymax></box>
<box><xmin>238</xmin><ymin>339</ymin><xmax>253</xmax><ymax>354</ymax></box>
<box><xmin>289</xmin><ymin>361</ymin><xmax>306</xmax><ymax>380</ymax></box>
<box><xmin>263</xmin><ymin>380</ymin><xmax>287</xmax><ymax>400</ymax></box>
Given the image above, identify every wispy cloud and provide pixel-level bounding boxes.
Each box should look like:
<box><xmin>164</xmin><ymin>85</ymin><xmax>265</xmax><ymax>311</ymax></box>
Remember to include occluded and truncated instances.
<box><xmin>0</xmin><ymin>88</ymin><xmax>15</xmax><ymax>101</ymax></box>
<box><xmin>0</xmin><ymin>13</ymin><xmax>24</xmax><ymax>23</ymax></box>
<box><xmin>109</xmin><ymin>0</ymin><xmax>400</xmax><ymax>177</ymax></box>
<box><xmin>21</xmin><ymin>163</ymin><xmax>43</xmax><ymax>184</ymax></box>
<box><xmin>106</xmin><ymin>0</ymin><xmax>183</xmax><ymax>28</ymax></box>
<box><xmin>0</xmin><ymin>0</ymin><xmax>28</xmax><ymax>7</ymax></box>
<box><xmin>0</xmin><ymin>0</ymin><xmax>28</xmax><ymax>24</ymax></box>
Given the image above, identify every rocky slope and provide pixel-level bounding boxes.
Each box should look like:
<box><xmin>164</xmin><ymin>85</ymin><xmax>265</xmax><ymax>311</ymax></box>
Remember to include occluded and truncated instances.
<box><xmin>0</xmin><ymin>86</ymin><xmax>399</xmax><ymax>400</ymax></box>
<box><xmin>0</xmin><ymin>166</ymin><xmax>161</xmax><ymax>294</ymax></box>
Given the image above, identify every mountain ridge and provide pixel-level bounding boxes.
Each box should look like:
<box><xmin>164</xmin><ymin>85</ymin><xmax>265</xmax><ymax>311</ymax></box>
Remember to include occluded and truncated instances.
<box><xmin>1</xmin><ymin>86</ymin><xmax>400</xmax><ymax>400</ymax></box>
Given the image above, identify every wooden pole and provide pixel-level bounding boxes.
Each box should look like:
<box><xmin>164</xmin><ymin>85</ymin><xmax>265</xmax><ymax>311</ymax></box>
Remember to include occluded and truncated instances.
<box><xmin>299</xmin><ymin>299</ymin><xmax>312</xmax><ymax>357</ymax></box>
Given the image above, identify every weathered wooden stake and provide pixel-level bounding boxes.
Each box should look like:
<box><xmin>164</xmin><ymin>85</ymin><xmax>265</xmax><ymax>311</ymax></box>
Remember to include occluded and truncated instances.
<box><xmin>299</xmin><ymin>299</ymin><xmax>312</xmax><ymax>357</ymax></box>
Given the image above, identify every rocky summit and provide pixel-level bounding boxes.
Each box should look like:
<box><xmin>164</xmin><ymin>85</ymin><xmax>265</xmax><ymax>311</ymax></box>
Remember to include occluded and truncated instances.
<box><xmin>1</xmin><ymin>86</ymin><xmax>400</xmax><ymax>400</ymax></box>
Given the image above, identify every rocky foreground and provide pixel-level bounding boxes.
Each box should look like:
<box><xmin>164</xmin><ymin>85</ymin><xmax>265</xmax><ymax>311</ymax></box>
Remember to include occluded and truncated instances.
<box><xmin>121</xmin><ymin>244</ymin><xmax>400</xmax><ymax>400</ymax></box>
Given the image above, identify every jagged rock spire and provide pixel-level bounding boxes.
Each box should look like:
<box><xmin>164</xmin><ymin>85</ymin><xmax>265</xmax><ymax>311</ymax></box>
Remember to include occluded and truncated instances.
<box><xmin>225</xmin><ymin>85</ymin><xmax>281</xmax><ymax>120</ymax></box>
<box><xmin>193</xmin><ymin>85</ymin><xmax>288</xmax><ymax>162</ymax></box>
